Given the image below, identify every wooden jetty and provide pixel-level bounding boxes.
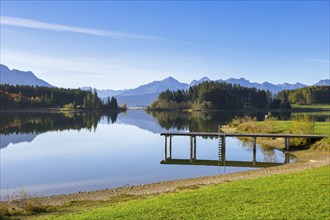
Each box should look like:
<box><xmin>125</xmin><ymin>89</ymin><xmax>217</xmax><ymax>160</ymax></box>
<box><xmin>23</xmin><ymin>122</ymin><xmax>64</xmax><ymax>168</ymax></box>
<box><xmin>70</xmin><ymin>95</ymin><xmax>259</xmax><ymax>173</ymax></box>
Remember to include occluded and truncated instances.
<box><xmin>160</xmin><ymin>132</ymin><xmax>326</xmax><ymax>151</ymax></box>
<box><xmin>160</xmin><ymin>132</ymin><xmax>326</xmax><ymax>168</ymax></box>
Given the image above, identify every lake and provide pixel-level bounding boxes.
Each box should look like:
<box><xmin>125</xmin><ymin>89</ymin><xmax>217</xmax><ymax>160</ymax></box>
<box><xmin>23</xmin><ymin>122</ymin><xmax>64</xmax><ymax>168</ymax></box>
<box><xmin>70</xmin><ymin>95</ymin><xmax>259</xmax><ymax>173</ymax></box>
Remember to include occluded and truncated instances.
<box><xmin>0</xmin><ymin>110</ymin><xmax>295</xmax><ymax>200</ymax></box>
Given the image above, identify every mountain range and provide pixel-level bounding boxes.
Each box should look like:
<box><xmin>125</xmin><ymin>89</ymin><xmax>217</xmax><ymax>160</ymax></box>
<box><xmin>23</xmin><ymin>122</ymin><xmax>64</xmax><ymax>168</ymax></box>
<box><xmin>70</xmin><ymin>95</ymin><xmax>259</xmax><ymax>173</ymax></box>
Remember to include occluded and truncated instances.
<box><xmin>92</xmin><ymin>77</ymin><xmax>328</xmax><ymax>106</ymax></box>
<box><xmin>1</xmin><ymin>64</ymin><xmax>329</xmax><ymax>107</ymax></box>
<box><xmin>0</xmin><ymin>64</ymin><xmax>53</xmax><ymax>87</ymax></box>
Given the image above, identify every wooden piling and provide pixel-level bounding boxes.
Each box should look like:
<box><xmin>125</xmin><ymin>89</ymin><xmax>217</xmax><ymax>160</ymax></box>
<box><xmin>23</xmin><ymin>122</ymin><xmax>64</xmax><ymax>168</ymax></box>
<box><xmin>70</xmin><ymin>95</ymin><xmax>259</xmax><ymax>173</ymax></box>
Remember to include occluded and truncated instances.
<box><xmin>190</xmin><ymin>136</ymin><xmax>193</xmax><ymax>163</ymax></box>
<box><xmin>193</xmin><ymin>136</ymin><xmax>197</xmax><ymax>160</ymax></box>
<box><xmin>169</xmin><ymin>136</ymin><xmax>172</xmax><ymax>159</ymax></box>
<box><xmin>285</xmin><ymin>137</ymin><xmax>290</xmax><ymax>150</ymax></box>
<box><xmin>164</xmin><ymin>136</ymin><xmax>167</xmax><ymax>161</ymax></box>
<box><xmin>253</xmin><ymin>137</ymin><xmax>257</xmax><ymax>165</ymax></box>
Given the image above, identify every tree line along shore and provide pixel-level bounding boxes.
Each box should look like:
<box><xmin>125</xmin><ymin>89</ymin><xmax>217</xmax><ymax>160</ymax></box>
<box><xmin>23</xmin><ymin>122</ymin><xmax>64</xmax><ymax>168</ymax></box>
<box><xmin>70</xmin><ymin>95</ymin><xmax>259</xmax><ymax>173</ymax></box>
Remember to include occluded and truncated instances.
<box><xmin>0</xmin><ymin>84</ymin><xmax>127</xmax><ymax>110</ymax></box>
<box><xmin>148</xmin><ymin>82</ymin><xmax>329</xmax><ymax>110</ymax></box>
<box><xmin>1</xmin><ymin>83</ymin><xmax>329</xmax><ymax>111</ymax></box>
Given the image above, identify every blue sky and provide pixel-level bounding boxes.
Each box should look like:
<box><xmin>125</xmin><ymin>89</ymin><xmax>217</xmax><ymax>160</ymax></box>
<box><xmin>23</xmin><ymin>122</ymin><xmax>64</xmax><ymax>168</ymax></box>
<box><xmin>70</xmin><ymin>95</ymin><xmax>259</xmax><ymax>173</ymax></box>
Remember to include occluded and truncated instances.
<box><xmin>1</xmin><ymin>1</ymin><xmax>329</xmax><ymax>89</ymax></box>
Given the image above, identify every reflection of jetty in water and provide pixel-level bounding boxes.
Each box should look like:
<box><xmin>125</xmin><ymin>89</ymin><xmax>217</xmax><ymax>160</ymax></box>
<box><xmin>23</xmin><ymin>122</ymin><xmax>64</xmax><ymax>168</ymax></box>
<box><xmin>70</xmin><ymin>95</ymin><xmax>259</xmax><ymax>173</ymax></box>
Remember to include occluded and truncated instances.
<box><xmin>161</xmin><ymin>133</ymin><xmax>297</xmax><ymax>168</ymax></box>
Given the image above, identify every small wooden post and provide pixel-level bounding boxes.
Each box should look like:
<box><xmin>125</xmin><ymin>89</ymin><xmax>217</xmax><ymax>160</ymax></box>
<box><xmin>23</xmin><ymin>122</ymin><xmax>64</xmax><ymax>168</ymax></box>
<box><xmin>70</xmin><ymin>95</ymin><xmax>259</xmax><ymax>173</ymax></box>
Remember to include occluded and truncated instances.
<box><xmin>190</xmin><ymin>136</ymin><xmax>193</xmax><ymax>163</ymax></box>
<box><xmin>285</xmin><ymin>137</ymin><xmax>290</xmax><ymax>150</ymax></box>
<box><xmin>169</xmin><ymin>136</ymin><xmax>172</xmax><ymax>159</ymax></box>
<box><xmin>285</xmin><ymin>153</ymin><xmax>290</xmax><ymax>163</ymax></box>
<box><xmin>253</xmin><ymin>137</ymin><xmax>257</xmax><ymax>165</ymax></box>
<box><xmin>164</xmin><ymin>136</ymin><xmax>168</xmax><ymax>161</ymax></box>
<box><xmin>193</xmin><ymin>136</ymin><xmax>197</xmax><ymax>160</ymax></box>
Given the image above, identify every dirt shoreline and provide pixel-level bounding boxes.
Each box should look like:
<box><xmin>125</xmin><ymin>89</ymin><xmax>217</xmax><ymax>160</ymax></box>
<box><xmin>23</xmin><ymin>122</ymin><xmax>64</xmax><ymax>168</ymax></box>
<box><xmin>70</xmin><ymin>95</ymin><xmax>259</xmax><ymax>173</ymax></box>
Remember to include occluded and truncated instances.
<box><xmin>14</xmin><ymin>150</ymin><xmax>326</xmax><ymax>206</ymax></box>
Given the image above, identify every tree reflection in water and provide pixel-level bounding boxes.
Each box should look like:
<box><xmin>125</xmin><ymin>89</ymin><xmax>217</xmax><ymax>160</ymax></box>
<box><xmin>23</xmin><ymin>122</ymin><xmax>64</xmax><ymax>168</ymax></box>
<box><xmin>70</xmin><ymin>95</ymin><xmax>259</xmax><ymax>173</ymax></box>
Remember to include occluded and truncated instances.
<box><xmin>0</xmin><ymin>111</ymin><xmax>120</xmax><ymax>135</ymax></box>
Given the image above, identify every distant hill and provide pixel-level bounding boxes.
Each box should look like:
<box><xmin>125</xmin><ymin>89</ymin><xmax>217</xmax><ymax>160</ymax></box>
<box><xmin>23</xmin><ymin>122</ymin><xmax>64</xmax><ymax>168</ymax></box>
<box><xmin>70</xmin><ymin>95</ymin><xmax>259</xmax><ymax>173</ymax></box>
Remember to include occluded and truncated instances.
<box><xmin>190</xmin><ymin>77</ymin><xmax>211</xmax><ymax>87</ymax></box>
<box><xmin>223</xmin><ymin>78</ymin><xmax>262</xmax><ymax>89</ymax></box>
<box><xmin>276</xmin><ymin>82</ymin><xmax>307</xmax><ymax>91</ymax></box>
<box><xmin>214</xmin><ymin>78</ymin><xmax>307</xmax><ymax>94</ymax></box>
<box><xmin>0</xmin><ymin>64</ymin><xmax>53</xmax><ymax>87</ymax></box>
<box><xmin>81</xmin><ymin>87</ymin><xmax>125</xmax><ymax>97</ymax></box>
<box><xmin>314</xmin><ymin>79</ymin><xmax>330</xmax><ymax>86</ymax></box>
<box><xmin>218</xmin><ymin>78</ymin><xmax>330</xmax><ymax>94</ymax></box>
<box><xmin>115</xmin><ymin>93</ymin><xmax>160</xmax><ymax>107</ymax></box>
<box><xmin>96</xmin><ymin>77</ymin><xmax>188</xmax><ymax>106</ymax></box>
<box><xmin>119</xmin><ymin>77</ymin><xmax>188</xmax><ymax>96</ymax></box>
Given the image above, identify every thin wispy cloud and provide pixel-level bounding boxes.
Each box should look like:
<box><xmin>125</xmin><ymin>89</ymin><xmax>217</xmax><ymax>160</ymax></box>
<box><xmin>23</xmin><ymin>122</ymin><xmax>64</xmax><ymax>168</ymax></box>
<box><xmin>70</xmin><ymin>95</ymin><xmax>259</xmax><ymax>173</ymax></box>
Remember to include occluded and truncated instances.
<box><xmin>306</xmin><ymin>58</ymin><xmax>329</xmax><ymax>64</ymax></box>
<box><xmin>0</xmin><ymin>15</ymin><xmax>162</xmax><ymax>40</ymax></box>
<box><xmin>1</xmin><ymin>15</ymin><xmax>236</xmax><ymax>52</ymax></box>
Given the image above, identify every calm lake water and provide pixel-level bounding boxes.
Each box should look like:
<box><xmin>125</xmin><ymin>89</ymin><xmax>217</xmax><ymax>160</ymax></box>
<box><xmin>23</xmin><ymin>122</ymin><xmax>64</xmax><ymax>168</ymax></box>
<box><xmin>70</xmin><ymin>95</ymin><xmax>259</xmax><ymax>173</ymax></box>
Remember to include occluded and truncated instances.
<box><xmin>0</xmin><ymin>110</ymin><xmax>295</xmax><ymax>200</ymax></box>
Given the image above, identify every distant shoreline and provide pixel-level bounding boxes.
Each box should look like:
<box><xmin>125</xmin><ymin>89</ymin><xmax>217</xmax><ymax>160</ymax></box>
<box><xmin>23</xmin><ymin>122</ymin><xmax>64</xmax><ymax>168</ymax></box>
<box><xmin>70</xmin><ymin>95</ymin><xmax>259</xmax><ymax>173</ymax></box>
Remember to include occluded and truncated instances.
<box><xmin>146</xmin><ymin>106</ymin><xmax>330</xmax><ymax>113</ymax></box>
<box><xmin>0</xmin><ymin>107</ymin><xmax>127</xmax><ymax>113</ymax></box>
<box><xmin>1</xmin><ymin>105</ymin><xmax>329</xmax><ymax>113</ymax></box>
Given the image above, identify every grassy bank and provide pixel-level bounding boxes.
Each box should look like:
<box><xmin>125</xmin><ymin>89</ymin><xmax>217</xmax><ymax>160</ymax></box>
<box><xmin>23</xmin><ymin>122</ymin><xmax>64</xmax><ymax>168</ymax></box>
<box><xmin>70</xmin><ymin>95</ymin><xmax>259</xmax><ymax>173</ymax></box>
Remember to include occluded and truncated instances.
<box><xmin>226</xmin><ymin>115</ymin><xmax>329</xmax><ymax>151</ymax></box>
<box><xmin>270</xmin><ymin>120</ymin><xmax>329</xmax><ymax>151</ymax></box>
<box><xmin>2</xmin><ymin>166</ymin><xmax>329</xmax><ymax>219</ymax></box>
<box><xmin>265</xmin><ymin>120</ymin><xmax>328</xmax><ymax>136</ymax></box>
<box><xmin>291</xmin><ymin>104</ymin><xmax>330</xmax><ymax>110</ymax></box>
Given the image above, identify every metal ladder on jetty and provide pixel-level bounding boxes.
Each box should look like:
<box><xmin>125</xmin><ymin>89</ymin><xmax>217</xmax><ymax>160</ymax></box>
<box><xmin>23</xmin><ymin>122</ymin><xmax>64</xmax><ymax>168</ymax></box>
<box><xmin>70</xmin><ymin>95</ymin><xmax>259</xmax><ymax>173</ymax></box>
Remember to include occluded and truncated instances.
<box><xmin>218</xmin><ymin>125</ymin><xmax>225</xmax><ymax>167</ymax></box>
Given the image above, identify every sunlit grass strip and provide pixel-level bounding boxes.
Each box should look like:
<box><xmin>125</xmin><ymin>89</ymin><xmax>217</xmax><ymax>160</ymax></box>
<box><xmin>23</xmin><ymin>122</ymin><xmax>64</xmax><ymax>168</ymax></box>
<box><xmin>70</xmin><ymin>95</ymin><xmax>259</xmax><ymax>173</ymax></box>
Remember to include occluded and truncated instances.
<box><xmin>291</xmin><ymin>104</ymin><xmax>330</xmax><ymax>109</ymax></box>
<box><xmin>37</xmin><ymin>166</ymin><xmax>330</xmax><ymax>219</ymax></box>
<box><xmin>270</xmin><ymin>121</ymin><xmax>329</xmax><ymax>136</ymax></box>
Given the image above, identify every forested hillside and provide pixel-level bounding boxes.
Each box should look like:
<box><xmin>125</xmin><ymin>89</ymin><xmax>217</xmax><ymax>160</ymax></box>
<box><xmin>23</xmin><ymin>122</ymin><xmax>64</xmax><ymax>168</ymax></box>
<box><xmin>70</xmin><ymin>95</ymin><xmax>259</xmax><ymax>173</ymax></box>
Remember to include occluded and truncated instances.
<box><xmin>0</xmin><ymin>84</ymin><xmax>119</xmax><ymax>110</ymax></box>
<box><xmin>148</xmin><ymin>81</ymin><xmax>272</xmax><ymax>110</ymax></box>
<box><xmin>277</xmin><ymin>86</ymin><xmax>329</xmax><ymax>105</ymax></box>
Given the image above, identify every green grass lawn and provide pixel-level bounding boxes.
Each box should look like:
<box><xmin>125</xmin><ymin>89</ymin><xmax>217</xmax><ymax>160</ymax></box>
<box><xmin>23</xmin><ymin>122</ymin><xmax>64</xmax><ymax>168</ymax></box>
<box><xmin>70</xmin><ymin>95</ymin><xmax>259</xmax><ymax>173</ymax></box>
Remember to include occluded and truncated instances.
<box><xmin>313</xmin><ymin>122</ymin><xmax>330</xmax><ymax>136</ymax></box>
<box><xmin>20</xmin><ymin>166</ymin><xmax>329</xmax><ymax>219</ymax></box>
<box><xmin>242</xmin><ymin>119</ymin><xmax>329</xmax><ymax>136</ymax></box>
<box><xmin>271</xmin><ymin>121</ymin><xmax>329</xmax><ymax>136</ymax></box>
<box><xmin>254</xmin><ymin>120</ymin><xmax>329</xmax><ymax>150</ymax></box>
<box><xmin>291</xmin><ymin>104</ymin><xmax>330</xmax><ymax>110</ymax></box>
